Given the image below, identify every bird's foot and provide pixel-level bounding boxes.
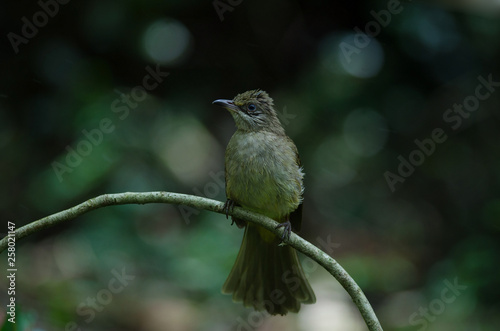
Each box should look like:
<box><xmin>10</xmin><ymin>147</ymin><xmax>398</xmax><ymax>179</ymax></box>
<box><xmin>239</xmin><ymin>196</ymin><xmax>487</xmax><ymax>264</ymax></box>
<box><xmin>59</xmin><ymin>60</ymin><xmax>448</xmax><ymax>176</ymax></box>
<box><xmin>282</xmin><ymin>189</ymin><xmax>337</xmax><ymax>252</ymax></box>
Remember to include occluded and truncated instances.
<box><xmin>275</xmin><ymin>220</ymin><xmax>292</xmax><ymax>243</ymax></box>
<box><xmin>223</xmin><ymin>199</ymin><xmax>245</xmax><ymax>228</ymax></box>
<box><xmin>223</xmin><ymin>199</ymin><xmax>235</xmax><ymax>219</ymax></box>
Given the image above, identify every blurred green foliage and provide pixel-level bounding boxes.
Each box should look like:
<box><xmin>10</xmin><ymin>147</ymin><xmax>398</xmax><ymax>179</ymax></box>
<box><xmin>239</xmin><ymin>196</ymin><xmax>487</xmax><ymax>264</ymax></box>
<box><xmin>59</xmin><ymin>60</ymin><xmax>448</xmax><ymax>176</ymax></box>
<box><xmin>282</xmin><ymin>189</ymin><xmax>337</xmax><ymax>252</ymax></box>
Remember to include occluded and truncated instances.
<box><xmin>1</xmin><ymin>0</ymin><xmax>499</xmax><ymax>330</ymax></box>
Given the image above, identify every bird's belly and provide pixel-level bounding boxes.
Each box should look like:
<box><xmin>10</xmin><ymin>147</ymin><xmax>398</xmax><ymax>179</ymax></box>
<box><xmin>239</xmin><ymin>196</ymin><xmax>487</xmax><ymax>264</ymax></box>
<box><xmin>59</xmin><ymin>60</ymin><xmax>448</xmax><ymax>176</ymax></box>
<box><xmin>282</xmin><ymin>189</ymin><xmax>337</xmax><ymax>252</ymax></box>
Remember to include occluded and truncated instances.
<box><xmin>229</xmin><ymin>171</ymin><xmax>293</xmax><ymax>218</ymax></box>
<box><xmin>225</xmin><ymin>144</ymin><xmax>302</xmax><ymax>220</ymax></box>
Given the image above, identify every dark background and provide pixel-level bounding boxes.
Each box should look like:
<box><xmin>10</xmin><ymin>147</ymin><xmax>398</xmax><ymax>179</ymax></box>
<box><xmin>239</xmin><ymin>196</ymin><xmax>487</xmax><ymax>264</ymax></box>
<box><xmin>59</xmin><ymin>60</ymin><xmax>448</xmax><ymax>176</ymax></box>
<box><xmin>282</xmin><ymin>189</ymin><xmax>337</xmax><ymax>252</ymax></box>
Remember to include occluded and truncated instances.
<box><xmin>1</xmin><ymin>0</ymin><xmax>499</xmax><ymax>330</ymax></box>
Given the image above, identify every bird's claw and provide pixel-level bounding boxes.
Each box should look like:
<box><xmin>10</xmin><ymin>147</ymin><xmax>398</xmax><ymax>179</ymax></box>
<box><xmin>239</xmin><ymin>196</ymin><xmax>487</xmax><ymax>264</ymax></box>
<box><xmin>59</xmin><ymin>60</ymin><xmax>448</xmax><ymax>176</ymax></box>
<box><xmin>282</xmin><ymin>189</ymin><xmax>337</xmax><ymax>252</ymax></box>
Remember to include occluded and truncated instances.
<box><xmin>223</xmin><ymin>199</ymin><xmax>235</xmax><ymax>220</ymax></box>
<box><xmin>275</xmin><ymin>220</ymin><xmax>292</xmax><ymax>243</ymax></box>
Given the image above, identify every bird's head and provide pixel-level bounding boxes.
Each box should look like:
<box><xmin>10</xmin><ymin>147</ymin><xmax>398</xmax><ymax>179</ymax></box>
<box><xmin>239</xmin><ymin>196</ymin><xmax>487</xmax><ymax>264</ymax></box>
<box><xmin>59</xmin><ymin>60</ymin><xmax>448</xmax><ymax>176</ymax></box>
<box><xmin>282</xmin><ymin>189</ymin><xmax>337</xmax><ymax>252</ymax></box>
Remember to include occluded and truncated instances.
<box><xmin>213</xmin><ymin>89</ymin><xmax>284</xmax><ymax>134</ymax></box>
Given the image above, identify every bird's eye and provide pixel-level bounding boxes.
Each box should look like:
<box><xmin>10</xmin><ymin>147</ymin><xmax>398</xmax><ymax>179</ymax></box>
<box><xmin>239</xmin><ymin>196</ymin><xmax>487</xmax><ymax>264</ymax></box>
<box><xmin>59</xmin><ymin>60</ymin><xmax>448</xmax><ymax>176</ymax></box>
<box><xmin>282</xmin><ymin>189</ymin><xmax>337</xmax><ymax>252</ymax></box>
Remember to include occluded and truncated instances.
<box><xmin>247</xmin><ymin>104</ymin><xmax>256</xmax><ymax>112</ymax></box>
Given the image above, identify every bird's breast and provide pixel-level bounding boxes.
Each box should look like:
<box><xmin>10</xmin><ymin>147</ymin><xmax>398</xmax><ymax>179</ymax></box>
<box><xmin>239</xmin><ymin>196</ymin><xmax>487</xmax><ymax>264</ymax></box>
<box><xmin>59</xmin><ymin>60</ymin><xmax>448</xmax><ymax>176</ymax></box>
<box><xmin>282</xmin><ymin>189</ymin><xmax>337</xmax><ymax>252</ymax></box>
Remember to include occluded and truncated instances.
<box><xmin>225</xmin><ymin>131</ymin><xmax>303</xmax><ymax>220</ymax></box>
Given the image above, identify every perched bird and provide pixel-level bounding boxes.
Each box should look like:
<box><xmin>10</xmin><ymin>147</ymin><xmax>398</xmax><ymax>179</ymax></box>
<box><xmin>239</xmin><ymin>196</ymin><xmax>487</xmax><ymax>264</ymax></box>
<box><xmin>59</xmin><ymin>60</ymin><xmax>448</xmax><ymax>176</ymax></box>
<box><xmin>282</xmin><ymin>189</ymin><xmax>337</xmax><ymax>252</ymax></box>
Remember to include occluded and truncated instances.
<box><xmin>213</xmin><ymin>89</ymin><xmax>316</xmax><ymax>315</ymax></box>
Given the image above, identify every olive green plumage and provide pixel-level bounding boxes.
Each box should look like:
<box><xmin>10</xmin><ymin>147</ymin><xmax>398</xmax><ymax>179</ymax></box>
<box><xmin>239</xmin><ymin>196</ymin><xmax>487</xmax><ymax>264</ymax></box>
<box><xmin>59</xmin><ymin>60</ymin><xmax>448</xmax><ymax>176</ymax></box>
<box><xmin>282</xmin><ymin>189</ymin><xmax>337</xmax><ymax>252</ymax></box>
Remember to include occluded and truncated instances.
<box><xmin>213</xmin><ymin>89</ymin><xmax>316</xmax><ymax>315</ymax></box>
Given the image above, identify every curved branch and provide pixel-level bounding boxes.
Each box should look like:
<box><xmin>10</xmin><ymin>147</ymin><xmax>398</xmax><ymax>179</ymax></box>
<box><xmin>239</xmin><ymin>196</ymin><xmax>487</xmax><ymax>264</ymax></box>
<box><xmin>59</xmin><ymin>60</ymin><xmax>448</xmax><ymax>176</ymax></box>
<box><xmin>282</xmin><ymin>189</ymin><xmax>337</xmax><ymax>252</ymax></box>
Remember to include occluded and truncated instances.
<box><xmin>1</xmin><ymin>192</ymin><xmax>383</xmax><ymax>331</ymax></box>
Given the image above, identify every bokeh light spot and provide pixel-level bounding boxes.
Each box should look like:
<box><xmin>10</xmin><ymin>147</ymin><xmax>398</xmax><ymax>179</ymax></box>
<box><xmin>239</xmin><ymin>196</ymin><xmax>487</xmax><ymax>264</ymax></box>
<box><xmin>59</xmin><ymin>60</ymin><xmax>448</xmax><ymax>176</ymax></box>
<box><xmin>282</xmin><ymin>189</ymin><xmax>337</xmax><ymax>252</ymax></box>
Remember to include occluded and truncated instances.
<box><xmin>153</xmin><ymin>116</ymin><xmax>221</xmax><ymax>185</ymax></box>
<box><xmin>338</xmin><ymin>34</ymin><xmax>384</xmax><ymax>78</ymax></box>
<box><xmin>143</xmin><ymin>19</ymin><xmax>192</xmax><ymax>65</ymax></box>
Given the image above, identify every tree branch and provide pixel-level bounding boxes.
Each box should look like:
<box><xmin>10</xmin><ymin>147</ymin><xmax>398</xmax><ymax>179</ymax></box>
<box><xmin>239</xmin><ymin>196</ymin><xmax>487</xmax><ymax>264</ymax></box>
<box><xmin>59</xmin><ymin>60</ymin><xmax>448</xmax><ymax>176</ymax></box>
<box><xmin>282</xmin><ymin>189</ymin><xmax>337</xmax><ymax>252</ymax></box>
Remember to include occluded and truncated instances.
<box><xmin>0</xmin><ymin>192</ymin><xmax>383</xmax><ymax>331</ymax></box>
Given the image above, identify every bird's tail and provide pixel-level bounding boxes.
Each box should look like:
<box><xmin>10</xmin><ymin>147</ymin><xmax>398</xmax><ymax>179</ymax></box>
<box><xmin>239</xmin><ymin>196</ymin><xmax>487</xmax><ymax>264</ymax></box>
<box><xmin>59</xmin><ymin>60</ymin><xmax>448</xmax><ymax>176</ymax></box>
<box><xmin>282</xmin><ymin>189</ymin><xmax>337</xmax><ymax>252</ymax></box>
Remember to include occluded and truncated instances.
<box><xmin>222</xmin><ymin>224</ymin><xmax>316</xmax><ymax>315</ymax></box>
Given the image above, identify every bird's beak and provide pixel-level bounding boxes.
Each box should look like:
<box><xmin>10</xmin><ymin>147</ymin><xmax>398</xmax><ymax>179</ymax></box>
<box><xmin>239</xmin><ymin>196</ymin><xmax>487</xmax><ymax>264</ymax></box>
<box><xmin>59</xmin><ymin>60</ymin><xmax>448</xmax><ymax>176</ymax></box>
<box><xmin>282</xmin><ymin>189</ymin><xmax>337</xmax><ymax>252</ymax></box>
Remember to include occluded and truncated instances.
<box><xmin>212</xmin><ymin>99</ymin><xmax>239</xmax><ymax>112</ymax></box>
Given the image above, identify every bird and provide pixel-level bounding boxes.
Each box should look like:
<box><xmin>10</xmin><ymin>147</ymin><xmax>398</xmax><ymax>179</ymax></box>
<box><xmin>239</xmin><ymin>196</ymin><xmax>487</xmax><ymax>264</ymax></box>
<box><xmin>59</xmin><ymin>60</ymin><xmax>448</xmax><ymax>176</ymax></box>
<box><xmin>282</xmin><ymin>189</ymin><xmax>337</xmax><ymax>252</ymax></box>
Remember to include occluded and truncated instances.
<box><xmin>212</xmin><ymin>89</ymin><xmax>316</xmax><ymax>315</ymax></box>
